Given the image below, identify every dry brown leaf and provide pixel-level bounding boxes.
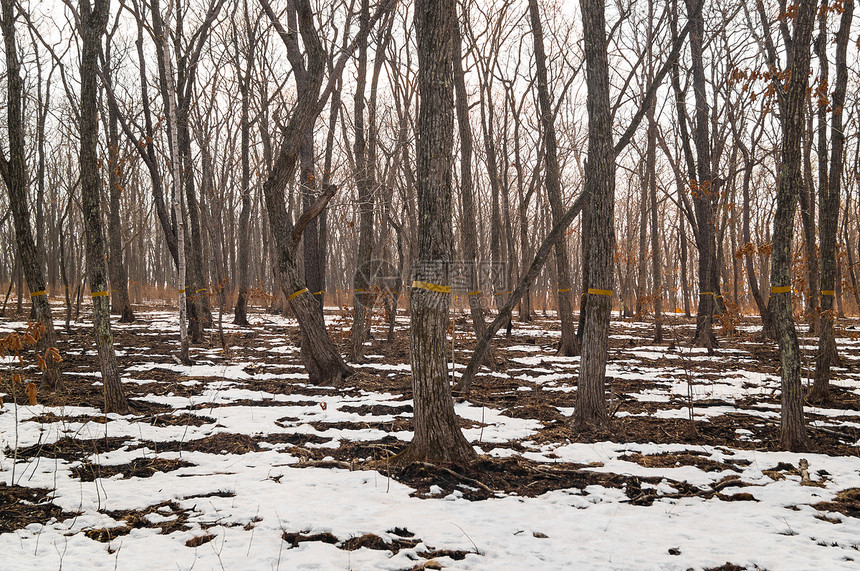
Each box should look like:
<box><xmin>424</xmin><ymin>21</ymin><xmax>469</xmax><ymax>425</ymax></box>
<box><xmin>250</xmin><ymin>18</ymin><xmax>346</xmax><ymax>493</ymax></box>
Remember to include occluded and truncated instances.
<box><xmin>25</xmin><ymin>382</ymin><xmax>37</xmax><ymax>406</ymax></box>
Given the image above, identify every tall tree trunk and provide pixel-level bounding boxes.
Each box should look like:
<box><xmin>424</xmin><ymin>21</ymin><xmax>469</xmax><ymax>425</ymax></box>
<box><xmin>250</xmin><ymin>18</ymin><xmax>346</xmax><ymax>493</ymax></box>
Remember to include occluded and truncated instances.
<box><xmin>0</xmin><ymin>0</ymin><xmax>62</xmax><ymax>390</ymax></box>
<box><xmin>810</xmin><ymin>0</ymin><xmax>852</xmax><ymax>403</ymax></box>
<box><xmin>234</xmin><ymin>9</ymin><xmax>255</xmax><ymax>326</ymax></box>
<box><xmin>528</xmin><ymin>0</ymin><xmax>579</xmax><ymax>356</ymax></box>
<box><xmin>257</xmin><ymin>0</ymin><xmax>363</xmax><ymax>386</ymax></box>
<box><xmin>686</xmin><ymin>0</ymin><xmax>717</xmax><ymax>352</ymax></box>
<box><xmin>350</xmin><ymin>0</ymin><xmax>374</xmax><ymax>363</ymax></box>
<box><xmin>104</xmin><ymin>50</ymin><xmax>135</xmax><ymax>323</ymax></box>
<box><xmin>397</xmin><ymin>0</ymin><xmax>475</xmax><ymax>465</ymax></box>
<box><xmin>574</xmin><ymin>0</ymin><xmax>614</xmax><ymax>431</ymax></box>
<box><xmin>80</xmin><ymin>0</ymin><xmax>128</xmax><ymax>414</ymax></box>
<box><xmin>160</xmin><ymin>6</ymin><xmax>191</xmax><ymax>365</ymax></box>
<box><xmin>766</xmin><ymin>0</ymin><xmax>815</xmax><ymax>452</ymax></box>
<box><xmin>647</xmin><ymin>107</ymin><xmax>662</xmax><ymax>342</ymax></box>
<box><xmin>453</xmin><ymin>7</ymin><xmax>495</xmax><ymax>365</ymax></box>
<box><xmin>799</xmin><ymin>105</ymin><xmax>818</xmax><ymax>331</ymax></box>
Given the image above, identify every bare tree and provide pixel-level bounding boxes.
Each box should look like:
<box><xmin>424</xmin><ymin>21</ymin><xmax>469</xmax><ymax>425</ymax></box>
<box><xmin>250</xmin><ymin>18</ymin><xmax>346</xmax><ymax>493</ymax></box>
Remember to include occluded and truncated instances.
<box><xmin>528</xmin><ymin>0</ymin><xmax>579</xmax><ymax>356</ymax></box>
<box><xmin>233</xmin><ymin>0</ymin><xmax>257</xmax><ymax>327</ymax></box>
<box><xmin>758</xmin><ymin>0</ymin><xmax>816</xmax><ymax>451</ymax></box>
<box><xmin>257</xmin><ymin>0</ymin><xmax>389</xmax><ymax>385</ymax></box>
<box><xmin>396</xmin><ymin>0</ymin><xmax>475</xmax><ymax>464</ymax></box>
<box><xmin>810</xmin><ymin>0</ymin><xmax>853</xmax><ymax>404</ymax></box>
<box><xmin>0</xmin><ymin>0</ymin><xmax>62</xmax><ymax>390</ymax></box>
<box><xmin>78</xmin><ymin>0</ymin><xmax>129</xmax><ymax>412</ymax></box>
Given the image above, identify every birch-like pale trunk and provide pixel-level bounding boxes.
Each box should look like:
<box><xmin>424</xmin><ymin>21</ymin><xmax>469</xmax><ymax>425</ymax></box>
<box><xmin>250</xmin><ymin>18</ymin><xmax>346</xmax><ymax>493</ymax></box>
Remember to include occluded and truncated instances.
<box><xmin>160</xmin><ymin>3</ymin><xmax>190</xmax><ymax>365</ymax></box>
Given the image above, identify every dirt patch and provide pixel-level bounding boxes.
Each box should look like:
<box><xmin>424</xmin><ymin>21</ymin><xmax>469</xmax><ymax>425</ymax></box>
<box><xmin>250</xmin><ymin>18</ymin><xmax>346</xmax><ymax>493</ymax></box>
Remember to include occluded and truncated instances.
<box><xmin>87</xmin><ymin>500</ymin><xmax>194</xmax><ymax>542</ymax></box>
<box><xmin>132</xmin><ymin>432</ymin><xmax>262</xmax><ymax>455</ymax></box>
<box><xmin>339</xmin><ymin>403</ymin><xmax>413</xmax><ymax>416</ymax></box>
<box><xmin>186</xmin><ymin>533</ymin><xmax>216</xmax><ymax>547</ymax></box>
<box><xmin>24</xmin><ymin>412</ymin><xmax>108</xmax><ymax>425</ymax></box>
<box><xmin>146</xmin><ymin>413</ymin><xmax>217</xmax><ymax>427</ymax></box>
<box><xmin>71</xmin><ymin>457</ymin><xmax>194</xmax><ymax>481</ymax></box>
<box><xmin>619</xmin><ymin>451</ymin><xmax>742</xmax><ymax>473</ymax></box>
<box><xmin>282</xmin><ymin>529</ymin><xmax>466</xmax><ymax>561</ymax></box>
<box><xmin>9</xmin><ymin>436</ymin><xmax>130</xmax><ymax>463</ymax></box>
<box><xmin>0</xmin><ymin>482</ymin><xmax>78</xmax><ymax>533</ymax></box>
<box><xmin>813</xmin><ymin>488</ymin><xmax>860</xmax><ymax>519</ymax></box>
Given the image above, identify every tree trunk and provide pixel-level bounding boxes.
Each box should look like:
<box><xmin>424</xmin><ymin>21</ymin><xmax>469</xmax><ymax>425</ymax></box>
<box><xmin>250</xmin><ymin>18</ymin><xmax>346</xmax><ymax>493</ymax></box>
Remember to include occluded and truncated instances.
<box><xmin>1</xmin><ymin>0</ymin><xmax>62</xmax><ymax>390</ymax></box>
<box><xmin>686</xmin><ymin>0</ymin><xmax>717</xmax><ymax>352</ymax></box>
<box><xmin>234</xmin><ymin>13</ymin><xmax>255</xmax><ymax>326</ymax></box>
<box><xmin>350</xmin><ymin>0</ymin><xmax>374</xmax><ymax>363</ymax></box>
<box><xmin>160</xmin><ymin>6</ymin><xmax>191</xmax><ymax>365</ymax></box>
<box><xmin>453</xmin><ymin>5</ymin><xmax>495</xmax><ymax>365</ymax></box>
<box><xmin>574</xmin><ymin>0</ymin><xmax>614</xmax><ymax>431</ymax></box>
<box><xmin>528</xmin><ymin>0</ymin><xmax>579</xmax><ymax>356</ymax></box>
<box><xmin>104</xmin><ymin>58</ymin><xmax>135</xmax><ymax>323</ymax></box>
<box><xmin>810</xmin><ymin>0</ymin><xmax>852</xmax><ymax>404</ymax></box>
<box><xmin>257</xmin><ymin>0</ymin><xmax>361</xmax><ymax>386</ymax></box>
<box><xmin>397</xmin><ymin>0</ymin><xmax>475</xmax><ymax>465</ymax></box>
<box><xmin>767</xmin><ymin>0</ymin><xmax>815</xmax><ymax>452</ymax></box>
<box><xmin>647</xmin><ymin>108</ymin><xmax>662</xmax><ymax>343</ymax></box>
<box><xmin>80</xmin><ymin>0</ymin><xmax>129</xmax><ymax>414</ymax></box>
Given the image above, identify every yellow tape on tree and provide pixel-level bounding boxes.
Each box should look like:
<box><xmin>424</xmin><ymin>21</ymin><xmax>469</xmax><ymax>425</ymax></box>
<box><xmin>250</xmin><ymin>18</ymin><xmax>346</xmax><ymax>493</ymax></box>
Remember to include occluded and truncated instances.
<box><xmin>412</xmin><ymin>281</ymin><xmax>452</xmax><ymax>294</ymax></box>
<box><xmin>558</xmin><ymin>288</ymin><xmax>571</xmax><ymax>293</ymax></box>
<box><xmin>289</xmin><ymin>288</ymin><xmax>309</xmax><ymax>300</ymax></box>
<box><xmin>91</xmin><ymin>291</ymin><xmax>110</xmax><ymax>297</ymax></box>
<box><xmin>821</xmin><ymin>290</ymin><xmax>835</xmax><ymax>296</ymax></box>
<box><xmin>29</xmin><ymin>290</ymin><xmax>47</xmax><ymax>297</ymax></box>
<box><xmin>770</xmin><ymin>286</ymin><xmax>791</xmax><ymax>294</ymax></box>
<box><xmin>587</xmin><ymin>288</ymin><xmax>613</xmax><ymax>296</ymax></box>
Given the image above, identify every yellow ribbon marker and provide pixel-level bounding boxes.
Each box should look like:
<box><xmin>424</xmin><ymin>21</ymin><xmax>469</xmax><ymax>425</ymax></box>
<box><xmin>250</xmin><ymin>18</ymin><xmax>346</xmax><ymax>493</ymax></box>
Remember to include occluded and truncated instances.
<box><xmin>312</xmin><ymin>290</ymin><xmax>325</xmax><ymax>296</ymax></box>
<box><xmin>91</xmin><ymin>291</ymin><xmax>110</xmax><ymax>297</ymax></box>
<box><xmin>196</xmin><ymin>288</ymin><xmax>208</xmax><ymax>293</ymax></box>
<box><xmin>467</xmin><ymin>290</ymin><xmax>481</xmax><ymax>296</ymax></box>
<box><xmin>178</xmin><ymin>289</ymin><xmax>186</xmax><ymax>294</ymax></box>
<box><xmin>587</xmin><ymin>288</ymin><xmax>613</xmax><ymax>296</ymax></box>
<box><xmin>700</xmin><ymin>291</ymin><xmax>714</xmax><ymax>296</ymax></box>
<box><xmin>411</xmin><ymin>281</ymin><xmax>452</xmax><ymax>294</ymax></box>
<box><xmin>29</xmin><ymin>290</ymin><xmax>47</xmax><ymax>297</ymax></box>
<box><xmin>821</xmin><ymin>290</ymin><xmax>835</xmax><ymax>296</ymax></box>
<box><xmin>558</xmin><ymin>288</ymin><xmax>571</xmax><ymax>293</ymax></box>
<box><xmin>771</xmin><ymin>286</ymin><xmax>791</xmax><ymax>294</ymax></box>
<box><xmin>289</xmin><ymin>288</ymin><xmax>309</xmax><ymax>300</ymax></box>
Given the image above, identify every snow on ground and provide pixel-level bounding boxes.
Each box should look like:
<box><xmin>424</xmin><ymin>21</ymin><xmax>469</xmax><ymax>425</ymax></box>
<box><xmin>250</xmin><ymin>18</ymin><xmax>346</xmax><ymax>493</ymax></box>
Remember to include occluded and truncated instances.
<box><xmin>1</xmin><ymin>309</ymin><xmax>859</xmax><ymax>570</ymax></box>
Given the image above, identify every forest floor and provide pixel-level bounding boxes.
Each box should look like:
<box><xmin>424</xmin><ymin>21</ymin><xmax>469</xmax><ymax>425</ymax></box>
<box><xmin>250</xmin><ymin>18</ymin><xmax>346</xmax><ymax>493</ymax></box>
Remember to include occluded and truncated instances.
<box><xmin>1</xmin><ymin>303</ymin><xmax>859</xmax><ymax>570</ymax></box>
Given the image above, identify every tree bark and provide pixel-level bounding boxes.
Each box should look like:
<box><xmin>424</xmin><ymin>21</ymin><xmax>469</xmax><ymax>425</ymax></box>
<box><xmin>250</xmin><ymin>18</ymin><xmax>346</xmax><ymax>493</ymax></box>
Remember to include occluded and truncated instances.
<box><xmin>80</xmin><ymin>0</ymin><xmax>129</xmax><ymax>414</ymax></box>
<box><xmin>574</xmin><ymin>0</ymin><xmax>614</xmax><ymax>431</ymax></box>
<box><xmin>349</xmin><ymin>0</ymin><xmax>374</xmax><ymax>363</ymax></box>
<box><xmin>103</xmin><ymin>37</ymin><xmax>135</xmax><ymax>324</ymax></box>
<box><xmin>396</xmin><ymin>0</ymin><xmax>475</xmax><ymax>465</ymax></box>
<box><xmin>767</xmin><ymin>0</ymin><xmax>815</xmax><ymax>452</ymax></box>
<box><xmin>685</xmin><ymin>0</ymin><xmax>717</xmax><ymax>352</ymax></box>
<box><xmin>258</xmin><ymin>0</ymin><xmax>371</xmax><ymax>385</ymax></box>
<box><xmin>453</xmin><ymin>4</ymin><xmax>495</xmax><ymax>366</ymax></box>
<box><xmin>233</xmin><ymin>6</ymin><xmax>255</xmax><ymax>327</ymax></box>
<box><xmin>810</xmin><ymin>0</ymin><xmax>852</xmax><ymax>404</ymax></box>
<box><xmin>0</xmin><ymin>0</ymin><xmax>62</xmax><ymax>390</ymax></box>
<box><xmin>528</xmin><ymin>0</ymin><xmax>579</xmax><ymax>356</ymax></box>
<box><xmin>160</xmin><ymin>3</ymin><xmax>191</xmax><ymax>365</ymax></box>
